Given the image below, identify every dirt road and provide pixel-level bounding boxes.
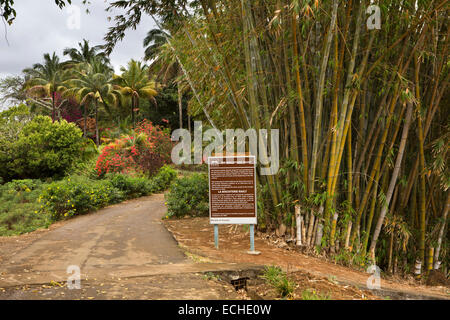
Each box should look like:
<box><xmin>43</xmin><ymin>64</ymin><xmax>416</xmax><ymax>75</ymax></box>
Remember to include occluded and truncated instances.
<box><xmin>0</xmin><ymin>194</ymin><xmax>251</xmax><ymax>299</ymax></box>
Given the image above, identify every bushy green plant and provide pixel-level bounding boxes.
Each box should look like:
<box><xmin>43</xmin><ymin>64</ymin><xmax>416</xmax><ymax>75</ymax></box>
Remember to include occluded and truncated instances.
<box><xmin>39</xmin><ymin>166</ymin><xmax>178</xmax><ymax>222</ymax></box>
<box><xmin>333</xmin><ymin>248</ymin><xmax>370</xmax><ymax>269</ymax></box>
<box><xmin>106</xmin><ymin>165</ymin><xmax>176</xmax><ymax>197</ymax></box>
<box><xmin>70</xmin><ymin>157</ymin><xmax>99</xmax><ymax>179</ymax></box>
<box><xmin>165</xmin><ymin>173</ymin><xmax>209</xmax><ymax>218</ymax></box>
<box><xmin>106</xmin><ymin>174</ymin><xmax>153</xmax><ymax>198</ymax></box>
<box><xmin>261</xmin><ymin>266</ymin><xmax>295</xmax><ymax>299</ymax></box>
<box><xmin>0</xmin><ymin>115</ymin><xmax>90</xmax><ymax>181</ymax></box>
<box><xmin>150</xmin><ymin>165</ymin><xmax>177</xmax><ymax>192</ymax></box>
<box><xmin>0</xmin><ymin>179</ymin><xmax>51</xmax><ymax>236</ymax></box>
<box><xmin>39</xmin><ymin>176</ymin><xmax>125</xmax><ymax>221</ymax></box>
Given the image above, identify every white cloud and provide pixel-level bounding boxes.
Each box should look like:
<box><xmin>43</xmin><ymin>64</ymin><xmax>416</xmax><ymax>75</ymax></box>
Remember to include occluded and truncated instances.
<box><xmin>0</xmin><ymin>0</ymin><xmax>156</xmax><ymax>76</ymax></box>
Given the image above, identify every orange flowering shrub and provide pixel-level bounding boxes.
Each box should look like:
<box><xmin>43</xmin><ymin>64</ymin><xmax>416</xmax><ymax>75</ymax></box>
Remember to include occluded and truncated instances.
<box><xmin>95</xmin><ymin>120</ymin><xmax>172</xmax><ymax>177</ymax></box>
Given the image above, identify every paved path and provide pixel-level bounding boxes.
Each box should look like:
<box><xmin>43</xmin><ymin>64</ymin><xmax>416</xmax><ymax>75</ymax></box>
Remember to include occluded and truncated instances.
<box><xmin>0</xmin><ymin>194</ymin><xmax>256</xmax><ymax>299</ymax></box>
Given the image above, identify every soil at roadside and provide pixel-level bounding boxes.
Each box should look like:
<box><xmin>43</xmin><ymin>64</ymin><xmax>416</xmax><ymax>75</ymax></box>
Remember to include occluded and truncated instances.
<box><xmin>163</xmin><ymin>216</ymin><xmax>449</xmax><ymax>300</ymax></box>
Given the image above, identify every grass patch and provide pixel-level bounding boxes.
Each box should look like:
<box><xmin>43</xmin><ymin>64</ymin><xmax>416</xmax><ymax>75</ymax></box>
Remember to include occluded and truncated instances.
<box><xmin>260</xmin><ymin>266</ymin><xmax>295</xmax><ymax>299</ymax></box>
<box><xmin>301</xmin><ymin>289</ymin><xmax>331</xmax><ymax>300</ymax></box>
<box><xmin>0</xmin><ymin>179</ymin><xmax>51</xmax><ymax>236</ymax></box>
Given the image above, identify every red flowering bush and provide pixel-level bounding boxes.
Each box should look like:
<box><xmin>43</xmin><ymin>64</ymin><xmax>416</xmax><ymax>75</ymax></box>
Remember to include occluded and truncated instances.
<box><xmin>95</xmin><ymin>120</ymin><xmax>172</xmax><ymax>177</ymax></box>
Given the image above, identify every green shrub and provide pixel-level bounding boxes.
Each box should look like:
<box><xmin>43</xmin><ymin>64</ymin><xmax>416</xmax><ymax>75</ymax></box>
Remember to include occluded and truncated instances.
<box><xmin>165</xmin><ymin>173</ymin><xmax>209</xmax><ymax>218</ymax></box>
<box><xmin>39</xmin><ymin>167</ymin><xmax>177</xmax><ymax>222</ymax></box>
<box><xmin>261</xmin><ymin>266</ymin><xmax>295</xmax><ymax>299</ymax></box>
<box><xmin>0</xmin><ymin>115</ymin><xmax>91</xmax><ymax>181</ymax></box>
<box><xmin>2</xmin><ymin>179</ymin><xmax>43</xmax><ymax>192</ymax></box>
<box><xmin>106</xmin><ymin>174</ymin><xmax>153</xmax><ymax>198</ymax></box>
<box><xmin>150</xmin><ymin>165</ymin><xmax>177</xmax><ymax>192</ymax></box>
<box><xmin>106</xmin><ymin>165</ymin><xmax>176</xmax><ymax>198</ymax></box>
<box><xmin>0</xmin><ymin>179</ymin><xmax>51</xmax><ymax>236</ymax></box>
<box><xmin>39</xmin><ymin>176</ymin><xmax>125</xmax><ymax>221</ymax></box>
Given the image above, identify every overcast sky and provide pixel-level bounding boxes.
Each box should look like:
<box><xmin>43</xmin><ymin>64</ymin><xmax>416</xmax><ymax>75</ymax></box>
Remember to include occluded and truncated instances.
<box><xmin>0</xmin><ymin>0</ymin><xmax>156</xmax><ymax>78</ymax></box>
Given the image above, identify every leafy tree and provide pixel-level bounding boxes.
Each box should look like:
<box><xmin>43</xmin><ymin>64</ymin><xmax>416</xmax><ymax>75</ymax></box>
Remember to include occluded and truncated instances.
<box><xmin>144</xmin><ymin>28</ymin><xmax>186</xmax><ymax>130</ymax></box>
<box><xmin>0</xmin><ymin>115</ymin><xmax>89</xmax><ymax>180</ymax></box>
<box><xmin>113</xmin><ymin>60</ymin><xmax>157</xmax><ymax>128</ymax></box>
<box><xmin>23</xmin><ymin>53</ymin><xmax>68</xmax><ymax>121</ymax></box>
<box><xmin>64</xmin><ymin>58</ymin><xmax>118</xmax><ymax>145</ymax></box>
<box><xmin>63</xmin><ymin>39</ymin><xmax>110</xmax><ymax>67</ymax></box>
<box><xmin>140</xmin><ymin>83</ymin><xmax>189</xmax><ymax>131</ymax></box>
<box><xmin>143</xmin><ymin>29</ymin><xmax>170</xmax><ymax>62</ymax></box>
<box><xmin>0</xmin><ymin>0</ymin><xmax>72</xmax><ymax>24</ymax></box>
<box><xmin>0</xmin><ymin>76</ymin><xmax>26</xmax><ymax>109</ymax></box>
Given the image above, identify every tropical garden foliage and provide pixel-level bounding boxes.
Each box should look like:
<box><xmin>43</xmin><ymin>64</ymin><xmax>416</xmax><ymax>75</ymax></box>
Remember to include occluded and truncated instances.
<box><xmin>0</xmin><ymin>0</ymin><xmax>448</xmax><ymax>280</ymax></box>
<box><xmin>103</xmin><ymin>0</ymin><xmax>449</xmax><ymax>277</ymax></box>
<box><xmin>0</xmin><ymin>38</ymin><xmax>179</xmax><ymax>236</ymax></box>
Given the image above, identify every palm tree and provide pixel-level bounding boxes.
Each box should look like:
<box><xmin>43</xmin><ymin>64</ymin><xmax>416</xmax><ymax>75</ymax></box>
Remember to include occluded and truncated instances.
<box><xmin>63</xmin><ymin>39</ymin><xmax>110</xmax><ymax>67</ymax></box>
<box><xmin>23</xmin><ymin>53</ymin><xmax>66</xmax><ymax>121</ymax></box>
<box><xmin>143</xmin><ymin>29</ymin><xmax>170</xmax><ymax>63</ymax></box>
<box><xmin>143</xmin><ymin>29</ymin><xmax>185</xmax><ymax>129</ymax></box>
<box><xmin>64</xmin><ymin>58</ymin><xmax>119</xmax><ymax>146</ymax></box>
<box><xmin>113</xmin><ymin>59</ymin><xmax>157</xmax><ymax>128</ymax></box>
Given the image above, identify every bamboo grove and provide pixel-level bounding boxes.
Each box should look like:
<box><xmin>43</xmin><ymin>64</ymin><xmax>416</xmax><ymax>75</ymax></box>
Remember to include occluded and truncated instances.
<box><xmin>105</xmin><ymin>0</ymin><xmax>448</xmax><ymax>276</ymax></box>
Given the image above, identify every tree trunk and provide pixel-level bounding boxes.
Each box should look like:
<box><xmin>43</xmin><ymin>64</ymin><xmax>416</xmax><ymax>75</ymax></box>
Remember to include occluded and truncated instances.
<box><xmin>291</xmin><ymin>13</ymin><xmax>309</xmax><ymax>196</ymax></box>
<box><xmin>83</xmin><ymin>104</ymin><xmax>88</xmax><ymax>137</ymax></box>
<box><xmin>131</xmin><ymin>96</ymin><xmax>136</xmax><ymax>129</ymax></box>
<box><xmin>177</xmin><ymin>81</ymin><xmax>183</xmax><ymax>129</ymax></box>
<box><xmin>434</xmin><ymin>192</ymin><xmax>449</xmax><ymax>269</ymax></box>
<box><xmin>51</xmin><ymin>91</ymin><xmax>56</xmax><ymax>122</ymax></box>
<box><xmin>369</xmin><ymin>102</ymin><xmax>413</xmax><ymax>259</ymax></box>
<box><xmin>415</xmin><ymin>55</ymin><xmax>427</xmax><ymax>266</ymax></box>
<box><xmin>95</xmin><ymin>102</ymin><xmax>99</xmax><ymax>147</ymax></box>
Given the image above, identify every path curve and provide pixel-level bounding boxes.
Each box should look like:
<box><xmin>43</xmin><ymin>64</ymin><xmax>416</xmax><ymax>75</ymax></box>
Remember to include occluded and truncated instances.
<box><xmin>1</xmin><ymin>194</ymin><xmax>186</xmax><ymax>277</ymax></box>
<box><xmin>0</xmin><ymin>194</ymin><xmax>258</xmax><ymax>300</ymax></box>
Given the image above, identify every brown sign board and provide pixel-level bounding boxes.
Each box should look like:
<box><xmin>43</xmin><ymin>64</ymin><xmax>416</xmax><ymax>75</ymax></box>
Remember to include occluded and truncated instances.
<box><xmin>208</xmin><ymin>155</ymin><xmax>257</xmax><ymax>224</ymax></box>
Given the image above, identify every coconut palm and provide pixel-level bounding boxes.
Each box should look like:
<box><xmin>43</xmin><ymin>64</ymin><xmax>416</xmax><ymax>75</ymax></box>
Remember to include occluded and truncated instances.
<box><xmin>143</xmin><ymin>29</ymin><xmax>170</xmax><ymax>63</ymax></box>
<box><xmin>64</xmin><ymin>58</ymin><xmax>119</xmax><ymax>145</ymax></box>
<box><xmin>23</xmin><ymin>52</ymin><xmax>67</xmax><ymax>121</ymax></box>
<box><xmin>113</xmin><ymin>59</ymin><xmax>157</xmax><ymax>128</ymax></box>
<box><xmin>63</xmin><ymin>39</ymin><xmax>110</xmax><ymax>67</ymax></box>
<box><xmin>144</xmin><ymin>29</ymin><xmax>185</xmax><ymax>129</ymax></box>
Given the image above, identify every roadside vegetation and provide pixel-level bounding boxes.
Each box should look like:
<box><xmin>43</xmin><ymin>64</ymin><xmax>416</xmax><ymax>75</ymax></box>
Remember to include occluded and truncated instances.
<box><xmin>261</xmin><ymin>266</ymin><xmax>295</xmax><ymax>299</ymax></box>
<box><xmin>165</xmin><ymin>173</ymin><xmax>209</xmax><ymax>218</ymax></box>
<box><xmin>0</xmin><ymin>44</ymin><xmax>179</xmax><ymax>236</ymax></box>
<box><xmin>97</xmin><ymin>0</ymin><xmax>449</xmax><ymax>280</ymax></box>
<box><xmin>1</xmin><ymin>0</ymin><xmax>448</xmax><ymax>282</ymax></box>
<box><xmin>0</xmin><ymin>166</ymin><xmax>176</xmax><ymax>236</ymax></box>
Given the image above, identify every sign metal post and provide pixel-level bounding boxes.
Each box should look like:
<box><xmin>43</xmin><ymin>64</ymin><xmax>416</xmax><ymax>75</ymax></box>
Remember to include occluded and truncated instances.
<box><xmin>250</xmin><ymin>224</ymin><xmax>255</xmax><ymax>251</ymax></box>
<box><xmin>214</xmin><ymin>224</ymin><xmax>219</xmax><ymax>249</ymax></box>
<box><xmin>208</xmin><ymin>154</ymin><xmax>260</xmax><ymax>255</ymax></box>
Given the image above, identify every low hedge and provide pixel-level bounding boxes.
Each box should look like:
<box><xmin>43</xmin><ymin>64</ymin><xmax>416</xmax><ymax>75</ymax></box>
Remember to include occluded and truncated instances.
<box><xmin>165</xmin><ymin>173</ymin><xmax>209</xmax><ymax>218</ymax></box>
<box><xmin>0</xmin><ymin>166</ymin><xmax>177</xmax><ymax>235</ymax></box>
<box><xmin>40</xmin><ymin>165</ymin><xmax>177</xmax><ymax>221</ymax></box>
